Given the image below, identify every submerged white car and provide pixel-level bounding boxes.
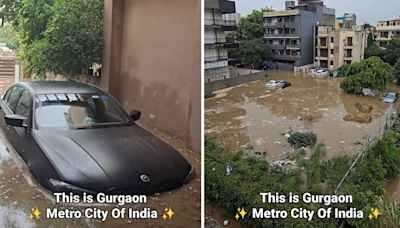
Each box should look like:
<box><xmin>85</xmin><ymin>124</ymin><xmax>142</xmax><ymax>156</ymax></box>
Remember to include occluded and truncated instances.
<box><xmin>383</xmin><ymin>92</ymin><xmax>398</xmax><ymax>104</ymax></box>
<box><xmin>266</xmin><ymin>80</ymin><xmax>281</xmax><ymax>87</ymax></box>
<box><xmin>315</xmin><ymin>69</ymin><xmax>329</xmax><ymax>77</ymax></box>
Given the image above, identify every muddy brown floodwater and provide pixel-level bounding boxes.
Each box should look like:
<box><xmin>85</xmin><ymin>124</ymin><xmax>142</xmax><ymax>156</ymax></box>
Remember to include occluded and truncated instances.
<box><xmin>205</xmin><ymin>70</ymin><xmax>400</xmax><ymax>207</ymax></box>
<box><xmin>0</xmin><ymin>125</ymin><xmax>200</xmax><ymax>228</ymax></box>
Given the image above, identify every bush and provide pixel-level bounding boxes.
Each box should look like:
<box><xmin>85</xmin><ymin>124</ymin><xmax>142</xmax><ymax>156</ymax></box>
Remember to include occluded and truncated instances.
<box><xmin>288</xmin><ymin>132</ymin><xmax>317</xmax><ymax>148</ymax></box>
<box><xmin>205</xmin><ymin>138</ymin><xmax>338</xmax><ymax>227</ymax></box>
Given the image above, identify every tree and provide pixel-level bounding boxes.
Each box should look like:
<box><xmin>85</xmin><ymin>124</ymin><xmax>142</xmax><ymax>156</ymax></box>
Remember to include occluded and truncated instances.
<box><xmin>395</xmin><ymin>58</ymin><xmax>400</xmax><ymax>76</ymax></box>
<box><xmin>340</xmin><ymin>57</ymin><xmax>394</xmax><ymax>94</ymax></box>
<box><xmin>0</xmin><ymin>24</ymin><xmax>20</xmax><ymax>50</ymax></box>
<box><xmin>235</xmin><ymin>8</ymin><xmax>268</xmax><ymax>41</ymax></box>
<box><xmin>0</xmin><ymin>0</ymin><xmax>103</xmax><ymax>77</ymax></box>
<box><xmin>384</xmin><ymin>37</ymin><xmax>400</xmax><ymax>65</ymax></box>
<box><xmin>238</xmin><ymin>38</ymin><xmax>269</xmax><ymax>69</ymax></box>
<box><xmin>228</xmin><ymin>7</ymin><xmax>273</xmax><ymax>68</ymax></box>
<box><xmin>365</xmin><ymin>43</ymin><xmax>385</xmax><ymax>59</ymax></box>
<box><xmin>366</xmin><ymin>32</ymin><xmax>374</xmax><ymax>48</ymax></box>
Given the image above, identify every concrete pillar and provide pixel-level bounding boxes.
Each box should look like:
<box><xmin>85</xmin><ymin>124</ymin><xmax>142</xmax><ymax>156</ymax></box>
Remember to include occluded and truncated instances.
<box><xmin>101</xmin><ymin>0</ymin><xmax>124</xmax><ymax>100</ymax></box>
<box><xmin>14</xmin><ymin>64</ymin><xmax>19</xmax><ymax>83</ymax></box>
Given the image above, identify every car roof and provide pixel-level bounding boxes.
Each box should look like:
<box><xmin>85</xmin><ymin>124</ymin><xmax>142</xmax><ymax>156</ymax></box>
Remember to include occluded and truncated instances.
<box><xmin>16</xmin><ymin>81</ymin><xmax>103</xmax><ymax>95</ymax></box>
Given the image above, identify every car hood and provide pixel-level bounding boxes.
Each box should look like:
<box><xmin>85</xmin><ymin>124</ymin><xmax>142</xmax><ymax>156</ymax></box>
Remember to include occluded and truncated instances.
<box><xmin>33</xmin><ymin>125</ymin><xmax>192</xmax><ymax>194</ymax></box>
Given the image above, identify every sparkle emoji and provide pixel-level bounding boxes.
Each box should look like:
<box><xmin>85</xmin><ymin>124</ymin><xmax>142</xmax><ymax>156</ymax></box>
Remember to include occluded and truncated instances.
<box><xmin>368</xmin><ymin>208</ymin><xmax>381</xmax><ymax>220</ymax></box>
<box><xmin>29</xmin><ymin>207</ymin><xmax>41</xmax><ymax>220</ymax></box>
<box><xmin>235</xmin><ymin>207</ymin><xmax>247</xmax><ymax>220</ymax></box>
<box><xmin>162</xmin><ymin>207</ymin><xmax>175</xmax><ymax>220</ymax></box>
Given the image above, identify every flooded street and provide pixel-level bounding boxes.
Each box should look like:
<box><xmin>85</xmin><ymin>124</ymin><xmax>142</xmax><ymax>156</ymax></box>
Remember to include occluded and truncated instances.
<box><xmin>205</xmin><ymin>70</ymin><xmax>400</xmax><ymax>207</ymax></box>
<box><xmin>206</xmin><ymin>70</ymin><xmax>400</xmax><ymax>161</ymax></box>
<box><xmin>0</xmin><ymin>125</ymin><xmax>200</xmax><ymax>228</ymax></box>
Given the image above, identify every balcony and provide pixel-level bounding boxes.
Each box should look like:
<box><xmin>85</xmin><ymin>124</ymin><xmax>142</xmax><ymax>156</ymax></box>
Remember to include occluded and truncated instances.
<box><xmin>205</xmin><ymin>37</ymin><xmax>226</xmax><ymax>45</ymax></box>
<box><xmin>286</xmin><ymin>44</ymin><xmax>300</xmax><ymax>49</ymax></box>
<box><xmin>224</xmin><ymin>37</ymin><xmax>239</xmax><ymax>48</ymax></box>
<box><xmin>205</xmin><ymin>55</ymin><xmax>229</xmax><ymax>63</ymax></box>
<box><xmin>264</xmin><ymin>33</ymin><xmax>299</xmax><ymax>38</ymax></box>
<box><xmin>271</xmin><ymin>53</ymin><xmax>301</xmax><ymax>60</ymax></box>
<box><xmin>285</xmin><ymin>22</ymin><xmax>296</xmax><ymax>28</ymax></box>
<box><xmin>264</xmin><ymin>21</ymin><xmax>285</xmax><ymax>27</ymax></box>
<box><xmin>205</xmin><ymin>19</ymin><xmax>237</xmax><ymax>30</ymax></box>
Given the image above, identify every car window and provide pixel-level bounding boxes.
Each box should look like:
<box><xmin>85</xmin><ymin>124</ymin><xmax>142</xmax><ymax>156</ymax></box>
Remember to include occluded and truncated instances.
<box><xmin>3</xmin><ymin>87</ymin><xmax>13</xmax><ymax>102</ymax></box>
<box><xmin>15</xmin><ymin>90</ymin><xmax>31</xmax><ymax>119</ymax></box>
<box><xmin>35</xmin><ymin>93</ymin><xmax>130</xmax><ymax>129</ymax></box>
<box><xmin>6</xmin><ymin>86</ymin><xmax>24</xmax><ymax>112</ymax></box>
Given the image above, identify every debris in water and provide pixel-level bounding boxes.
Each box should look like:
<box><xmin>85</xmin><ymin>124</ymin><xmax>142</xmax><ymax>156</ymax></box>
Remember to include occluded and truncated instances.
<box><xmin>226</xmin><ymin>165</ymin><xmax>233</xmax><ymax>175</ymax></box>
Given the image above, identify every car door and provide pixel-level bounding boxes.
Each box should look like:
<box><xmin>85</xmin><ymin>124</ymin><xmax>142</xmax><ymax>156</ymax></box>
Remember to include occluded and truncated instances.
<box><xmin>0</xmin><ymin>86</ymin><xmax>24</xmax><ymax>144</ymax></box>
<box><xmin>13</xmin><ymin>89</ymin><xmax>33</xmax><ymax>159</ymax></box>
<box><xmin>0</xmin><ymin>87</ymin><xmax>15</xmax><ymax>130</ymax></box>
<box><xmin>0</xmin><ymin>86</ymin><xmax>29</xmax><ymax>156</ymax></box>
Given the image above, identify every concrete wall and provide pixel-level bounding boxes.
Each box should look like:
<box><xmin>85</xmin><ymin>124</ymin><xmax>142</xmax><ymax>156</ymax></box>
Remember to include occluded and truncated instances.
<box><xmin>102</xmin><ymin>0</ymin><xmax>201</xmax><ymax>153</ymax></box>
<box><xmin>299</xmin><ymin>10</ymin><xmax>318</xmax><ymax>66</ymax></box>
<box><xmin>205</xmin><ymin>71</ymin><xmax>266</xmax><ymax>94</ymax></box>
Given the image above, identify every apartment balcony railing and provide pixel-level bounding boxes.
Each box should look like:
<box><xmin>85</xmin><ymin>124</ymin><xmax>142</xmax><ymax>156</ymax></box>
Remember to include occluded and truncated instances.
<box><xmin>264</xmin><ymin>21</ymin><xmax>285</xmax><ymax>27</ymax></box>
<box><xmin>271</xmin><ymin>53</ymin><xmax>301</xmax><ymax>60</ymax></box>
<box><xmin>205</xmin><ymin>19</ymin><xmax>237</xmax><ymax>27</ymax></box>
<box><xmin>264</xmin><ymin>33</ymin><xmax>299</xmax><ymax>38</ymax></box>
<box><xmin>286</xmin><ymin>44</ymin><xmax>300</xmax><ymax>49</ymax></box>
<box><xmin>205</xmin><ymin>37</ymin><xmax>226</xmax><ymax>45</ymax></box>
<box><xmin>205</xmin><ymin>55</ymin><xmax>229</xmax><ymax>63</ymax></box>
<box><xmin>285</xmin><ymin>22</ymin><xmax>296</xmax><ymax>28</ymax></box>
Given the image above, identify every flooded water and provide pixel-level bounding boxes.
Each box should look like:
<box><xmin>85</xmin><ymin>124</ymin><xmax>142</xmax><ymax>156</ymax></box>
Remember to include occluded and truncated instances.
<box><xmin>205</xmin><ymin>70</ymin><xmax>400</xmax><ymax>206</ymax></box>
<box><xmin>206</xmin><ymin>70</ymin><xmax>400</xmax><ymax>161</ymax></box>
<box><xmin>0</xmin><ymin>126</ymin><xmax>200</xmax><ymax>228</ymax></box>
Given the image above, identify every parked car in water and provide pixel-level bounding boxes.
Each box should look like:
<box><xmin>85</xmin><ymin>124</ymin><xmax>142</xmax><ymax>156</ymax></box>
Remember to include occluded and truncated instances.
<box><xmin>275</xmin><ymin>81</ymin><xmax>292</xmax><ymax>89</ymax></box>
<box><xmin>383</xmin><ymin>92</ymin><xmax>398</xmax><ymax>104</ymax></box>
<box><xmin>266</xmin><ymin>80</ymin><xmax>281</xmax><ymax>87</ymax></box>
<box><xmin>314</xmin><ymin>69</ymin><xmax>329</xmax><ymax>77</ymax></box>
<box><xmin>0</xmin><ymin>81</ymin><xmax>194</xmax><ymax>195</ymax></box>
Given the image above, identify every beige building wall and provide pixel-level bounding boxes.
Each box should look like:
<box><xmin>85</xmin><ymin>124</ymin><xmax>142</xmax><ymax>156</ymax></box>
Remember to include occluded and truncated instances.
<box><xmin>102</xmin><ymin>0</ymin><xmax>201</xmax><ymax>153</ymax></box>
<box><xmin>316</xmin><ymin>26</ymin><xmax>366</xmax><ymax>71</ymax></box>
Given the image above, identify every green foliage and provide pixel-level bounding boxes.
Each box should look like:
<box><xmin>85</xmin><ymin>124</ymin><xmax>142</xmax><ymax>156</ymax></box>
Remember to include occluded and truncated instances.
<box><xmin>288</xmin><ymin>132</ymin><xmax>317</xmax><ymax>148</ymax></box>
<box><xmin>228</xmin><ymin>8</ymin><xmax>272</xmax><ymax>68</ymax></box>
<box><xmin>365</xmin><ymin>38</ymin><xmax>400</xmax><ymax>66</ymax></box>
<box><xmin>343</xmin><ymin>120</ymin><xmax>400</xmax><ymax>227</ymax></box>
<box><xmin>0</xmin><ymin>24</ymin><xmax>20</xmax><ymax>50</ymax></box>
<box><xmin>394</xmin><ymin>58</ymin><xmax>400</xmax><ymax>76</ymax></box>
<box><xmin>340</xmin><ymin>57</ymin><xmax>394</xmax><ymax>94</ymax></box>
<box><xmin>206</xmin><ymin>115</ymin><xmax>400</xmax><ymax>227</ymax></box>
<box><xmin>234</xmin><ymin>8</ymin><xmax>272</xmax><ymax>41</ymax></box>
<box><xmin>365</xmin><ymin>43</ymin><xmax>385</xmax><ymax>60</ymax></box>
<box><xmin>0</xmin><ymin>0</ymin><xmax>103</xmax><ymax>77</ymax></box>
<box><xmin>238</xmin><ymin>38</ymin><xmax>269</xmax><ymax>69</ymax></box>
<box><xmin>366</xmin><ymin>32</ymin><xmax>374</xmax><ymax>48</ymax></box>
<box><xmin>384</xmin><ymin>38</ymin><xmax>400</xmax><ymax>65</ymax></box>
<box><xmin>205</xmin><ymin>138</ymin><xmax>338</xmax><ymax>227</ymax></box>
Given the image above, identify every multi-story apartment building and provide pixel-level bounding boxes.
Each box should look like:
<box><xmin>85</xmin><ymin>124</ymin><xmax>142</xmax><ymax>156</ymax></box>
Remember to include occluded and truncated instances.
<box><xmin>375</xmin><ymin>17</ymin><xmax>400</xmax><ymax>48</ymax></box>
<box><xmin>263</xmin><ymin>0</ymin><xmax>335</xmax><ymax>70</ymax></box>
<box><xmin>205</xmin><ymin>0</ymin><xmax>238</xmax><ymax>82</ymax></box>
<box><xmin>315</xmin><ymin>25</ymin><xmax>366</xmax><ymax>70</ymax></box>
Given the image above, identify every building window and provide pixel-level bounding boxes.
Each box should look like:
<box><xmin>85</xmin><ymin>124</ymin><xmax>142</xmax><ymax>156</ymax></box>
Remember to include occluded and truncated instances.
<box><xmin>330</xmin><ymin>61</ymin><xmax>334</xmax><ymax>66</ymax></box>
<box><xmin>330</xmin><ymin>37</ymin><xmax>334</xmax><ymax>43</ymax></box>
<box><xmin>330</xmin><ymin>49</ymin><xmax>334</xmax><ymax>54</ymax></box>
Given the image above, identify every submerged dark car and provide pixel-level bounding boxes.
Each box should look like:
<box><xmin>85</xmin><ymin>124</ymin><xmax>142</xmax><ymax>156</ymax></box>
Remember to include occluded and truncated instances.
<box><xmin>0</xmin><ymin>81</ymin><xmax>194</xmax><ymax>195</ymax></box>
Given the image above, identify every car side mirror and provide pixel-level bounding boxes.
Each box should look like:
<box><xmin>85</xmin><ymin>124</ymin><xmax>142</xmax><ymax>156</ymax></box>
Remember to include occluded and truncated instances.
<box><xmin>5</xmin><ymin>115</ymin><xmax>27</xmax><ymax>128</ymax></box>
<box><xmin>130</xmin><ymin>110</ymin><xmax>141</xmax><ymax>121</ymax></box>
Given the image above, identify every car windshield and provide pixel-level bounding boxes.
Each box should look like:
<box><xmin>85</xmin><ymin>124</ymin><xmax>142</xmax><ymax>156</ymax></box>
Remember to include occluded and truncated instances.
<box><xmin>387</xmin><ymin>94</ymin><xmax>395</xmax><ymax>99</ymax></box>
<box><xmin>35</xmin><ymin>93</ymin><xmax>130</xmax><ymax>129</ymax></box>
